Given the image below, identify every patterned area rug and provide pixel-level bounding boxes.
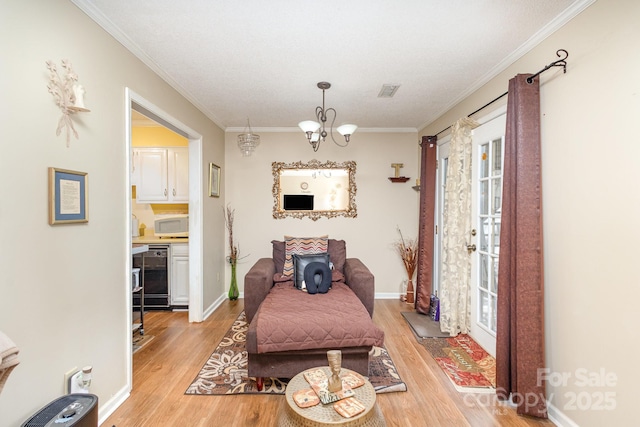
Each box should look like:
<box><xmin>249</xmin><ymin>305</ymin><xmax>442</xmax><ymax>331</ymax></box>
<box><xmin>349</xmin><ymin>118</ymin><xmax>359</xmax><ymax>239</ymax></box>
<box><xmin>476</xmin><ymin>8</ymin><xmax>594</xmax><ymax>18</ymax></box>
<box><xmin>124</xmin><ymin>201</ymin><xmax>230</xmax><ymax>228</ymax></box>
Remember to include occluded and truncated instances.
<box><xmin>185</xmin><ymin>312</ymin><xmax>407</xmax><ymax>395</ymax></box>
<box><xmin>422</xmin><ymin>334</ymin><xmax>496</xmax><ymax>393</ymax></box>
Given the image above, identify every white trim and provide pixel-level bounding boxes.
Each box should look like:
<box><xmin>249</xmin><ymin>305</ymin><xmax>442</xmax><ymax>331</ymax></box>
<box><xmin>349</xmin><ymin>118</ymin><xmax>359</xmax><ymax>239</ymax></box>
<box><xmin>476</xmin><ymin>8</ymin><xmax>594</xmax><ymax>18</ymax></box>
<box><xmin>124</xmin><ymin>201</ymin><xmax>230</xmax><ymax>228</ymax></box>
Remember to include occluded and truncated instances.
<box><xmin>225</xmin><ymin>126</ymin><xmax>418</xmax><ymax>134</ymax></box>
<box><xmin>419</xmin><ymin>0</ymin><xmax>597</xmax><ymax>131</ymax></box>
<box><xmin>374</xmin><ymin>293</ymin><xmax>405</xmax><ymax>300</ymax></box>
<box><xmin>202</xmin><ymin>293</ymin><xmax>228</xmax><ymax>321</ymax></box>
<box><xmin>72</xmin><ymin>0</ymin><xmax>225</xmax><ymax>129</ymax></box>
<box><xmin>98</xmin><ymin>386</ymin><xmax>130</xmax><ymax>425</ymax></box>
<box><xmin>547</xmin><ymin>402</ymin><xmax>580</xmax><ymax>427</ymax></box>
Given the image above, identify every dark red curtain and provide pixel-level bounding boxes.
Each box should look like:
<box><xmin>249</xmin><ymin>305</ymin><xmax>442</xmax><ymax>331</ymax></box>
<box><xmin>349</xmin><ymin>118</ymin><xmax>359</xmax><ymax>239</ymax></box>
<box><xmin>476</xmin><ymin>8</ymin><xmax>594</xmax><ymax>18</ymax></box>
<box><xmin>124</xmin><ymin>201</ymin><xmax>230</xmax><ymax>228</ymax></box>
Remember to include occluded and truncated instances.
<box><xmin>496</xmin><ymin>74</ymin><xmax>547</xmax><ymax>418</ymax></box>
<box><xmin>415</xmin><ymin>135</ymin><xmax>437</xmax><ymax>314</ymax></box>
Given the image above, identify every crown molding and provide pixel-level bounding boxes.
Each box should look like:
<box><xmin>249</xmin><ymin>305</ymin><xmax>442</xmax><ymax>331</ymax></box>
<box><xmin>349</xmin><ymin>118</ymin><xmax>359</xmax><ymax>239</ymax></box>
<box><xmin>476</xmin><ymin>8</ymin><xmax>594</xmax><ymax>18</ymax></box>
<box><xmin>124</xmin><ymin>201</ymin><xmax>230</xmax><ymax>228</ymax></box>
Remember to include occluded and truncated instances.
<box><xmin>225</xmin><ymin>127</ymin><xmax>417</xmax><ymax>133</ymax></box>
<box><xmin>71</xmin><ymin>0</ymin><xmax>226</xmax><ymax>130</ymax></box>
<box><xmin>418</xmin><ymin>0</ymin><xmax>597</xmax><ymax>132</ymax></box>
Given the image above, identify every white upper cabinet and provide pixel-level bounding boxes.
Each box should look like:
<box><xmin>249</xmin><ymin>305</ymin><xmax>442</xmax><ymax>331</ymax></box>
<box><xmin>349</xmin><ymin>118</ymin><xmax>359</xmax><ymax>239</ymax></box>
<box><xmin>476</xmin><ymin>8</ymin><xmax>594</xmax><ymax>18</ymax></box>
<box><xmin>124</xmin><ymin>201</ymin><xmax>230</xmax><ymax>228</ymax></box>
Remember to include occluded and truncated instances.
<box><xmin>135</xmin><ymin>147</ymin><xmax>188</xmax><ymax>203</ymax></box>
<box><xmin>168</xmin><ymin>147</ymin><xmax>189</xmax><ymax>202</ymax></box>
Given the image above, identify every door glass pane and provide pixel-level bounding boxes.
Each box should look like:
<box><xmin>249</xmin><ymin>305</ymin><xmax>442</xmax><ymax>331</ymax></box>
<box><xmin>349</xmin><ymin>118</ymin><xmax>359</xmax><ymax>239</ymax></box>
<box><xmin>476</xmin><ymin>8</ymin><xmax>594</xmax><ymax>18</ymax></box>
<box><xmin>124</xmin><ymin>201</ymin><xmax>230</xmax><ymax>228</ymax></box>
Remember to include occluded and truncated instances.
<box><xmin>492</xmin><ymin>177</ymin><xmax>502</xmax><ymax>215</ymax></box>
<box><xmin>492</xmin><ymin>138</ymin><xmax>502</xmax><ymax>175</ymax></box>
<box><xmin>480</xmin><ymin>290</ymin><xmax>489</xmax><ymax>326</ymax></box>
<box><xmin>480</xmin><ymin>254</ymin><xmax>489</xmax><ymax>290</ymax></box>
<box><xmin>491</xmin><ymin>257</ymin><xmax>499</xmax><ymax>293</ymax></box>
<box><xmin>493</xmin><ymin>220</ymin><xmax>501</xmax><ymax>255</ymax></box>
<box><xmin>480</xmin><ymin>218</ymin><xmax>489</xmax><ymax>252</ymax></box>
<box><xmin>490</xmin><ymin>295</ymin><xmax>498</xmax><ymax>331</ymax></box>
<box><xmin>480</xmin><ymin>144</ymin><xmax>489</xmax><ymax>178</ymax></box>
<box><xmin>480</xmin><ymin>181</ymin><xmax>489</xmax><ymax>215</ymax></box>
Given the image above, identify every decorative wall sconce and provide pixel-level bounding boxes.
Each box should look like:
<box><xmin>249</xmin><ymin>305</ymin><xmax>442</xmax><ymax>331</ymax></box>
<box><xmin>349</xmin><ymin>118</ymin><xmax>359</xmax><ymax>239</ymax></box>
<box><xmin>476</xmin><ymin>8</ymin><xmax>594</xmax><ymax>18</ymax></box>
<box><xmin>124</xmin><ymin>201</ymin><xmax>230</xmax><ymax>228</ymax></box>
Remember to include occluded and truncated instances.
<box><xmin>388</xmin><ymin>163</ymin><xmax>410</xmax><ymax>183</ymax></box>
<box><xmin>46</xmin><ymin>59</ymin><xmax>90</xmax><ymax>147</ymax></box>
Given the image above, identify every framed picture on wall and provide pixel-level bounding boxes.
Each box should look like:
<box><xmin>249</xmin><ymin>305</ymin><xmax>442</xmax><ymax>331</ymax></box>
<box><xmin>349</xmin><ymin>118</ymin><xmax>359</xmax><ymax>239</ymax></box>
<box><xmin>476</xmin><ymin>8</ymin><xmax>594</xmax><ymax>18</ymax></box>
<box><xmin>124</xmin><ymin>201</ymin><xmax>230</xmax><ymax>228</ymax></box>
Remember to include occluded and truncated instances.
<box><xmin>48</xmin><ymin>167</ymin><xmax>88</xmax><ymax>225</ymax></box>
<box><xmin>209</xmin><ymin>163</ymin><xmax>220</xmax><ymax>197</ymax></box>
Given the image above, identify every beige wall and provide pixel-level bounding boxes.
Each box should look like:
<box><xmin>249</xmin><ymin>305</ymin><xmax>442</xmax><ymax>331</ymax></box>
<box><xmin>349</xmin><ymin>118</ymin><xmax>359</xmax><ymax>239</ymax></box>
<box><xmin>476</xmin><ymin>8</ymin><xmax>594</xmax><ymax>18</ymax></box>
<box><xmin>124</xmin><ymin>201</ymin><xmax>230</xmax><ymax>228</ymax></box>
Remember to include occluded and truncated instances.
<box><xmin>225</xmin><ymin>131</ymin><xmax>420</xmax><ymax>296</ymax></box>
<box><xmin>0</xmin><ymin>1</ymin><xmax>225</xmax><ymax>425</ymax></box>
<box><xmin>420</xmin><ymin>0</ymin><xmax>640</xmax><ymax>425</ymax></box>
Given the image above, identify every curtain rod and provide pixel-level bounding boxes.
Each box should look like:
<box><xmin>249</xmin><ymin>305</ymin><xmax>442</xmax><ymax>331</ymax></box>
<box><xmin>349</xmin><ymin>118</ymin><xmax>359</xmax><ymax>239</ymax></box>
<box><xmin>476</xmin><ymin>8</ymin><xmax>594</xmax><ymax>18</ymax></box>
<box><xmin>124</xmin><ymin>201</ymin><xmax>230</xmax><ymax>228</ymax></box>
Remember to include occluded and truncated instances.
<box><xmin>434</xmin><ymin>49</ymin><xmax>569</xmax><ymax>137</ymax></box>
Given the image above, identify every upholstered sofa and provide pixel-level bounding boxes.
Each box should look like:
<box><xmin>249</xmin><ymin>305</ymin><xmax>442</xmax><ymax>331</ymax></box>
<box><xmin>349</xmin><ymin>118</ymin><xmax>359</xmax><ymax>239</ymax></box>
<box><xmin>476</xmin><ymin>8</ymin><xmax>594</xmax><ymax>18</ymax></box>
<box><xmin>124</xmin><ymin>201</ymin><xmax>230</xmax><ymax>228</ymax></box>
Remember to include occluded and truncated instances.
<box><xmin>244</xmin><ymin>238</ymin><xmax>384</xmax><ymax>390</ymax></box>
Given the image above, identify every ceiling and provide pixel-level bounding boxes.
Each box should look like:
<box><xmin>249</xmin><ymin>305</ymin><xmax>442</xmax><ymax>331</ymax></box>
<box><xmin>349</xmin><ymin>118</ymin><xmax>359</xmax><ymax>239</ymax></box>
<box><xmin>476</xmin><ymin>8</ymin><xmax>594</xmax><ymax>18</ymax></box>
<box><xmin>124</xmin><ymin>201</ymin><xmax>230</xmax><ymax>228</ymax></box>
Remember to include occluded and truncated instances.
<box><xmin>72</xmin><ymin>0</ymin><xmax>586</xmax><ymax>132</ymax></box>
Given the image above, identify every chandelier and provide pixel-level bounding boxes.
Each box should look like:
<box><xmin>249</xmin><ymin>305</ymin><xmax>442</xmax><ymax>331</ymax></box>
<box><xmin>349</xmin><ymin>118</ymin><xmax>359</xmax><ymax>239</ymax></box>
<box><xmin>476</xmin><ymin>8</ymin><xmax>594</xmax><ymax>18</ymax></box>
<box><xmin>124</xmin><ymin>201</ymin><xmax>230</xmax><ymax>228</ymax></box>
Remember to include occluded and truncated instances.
<box><xmin>237</xmin><ymin>118</ymin><xmax>260</xmax><ymax>156</ymax></box>
<box><xmin>298</xmin><ymin>82</ymin><xmax>357</xmax><ymax>152</ymax></box>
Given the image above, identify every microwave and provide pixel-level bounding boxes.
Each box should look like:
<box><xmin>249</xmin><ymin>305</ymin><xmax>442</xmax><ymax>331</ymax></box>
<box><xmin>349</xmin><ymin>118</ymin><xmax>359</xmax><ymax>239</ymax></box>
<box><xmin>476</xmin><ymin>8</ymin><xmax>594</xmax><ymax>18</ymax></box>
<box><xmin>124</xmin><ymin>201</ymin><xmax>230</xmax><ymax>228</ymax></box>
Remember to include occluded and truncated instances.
<box><xmin>154</xmin><ymin>214</ymin><xmax>189</xmax><ymax>237</ymax></box>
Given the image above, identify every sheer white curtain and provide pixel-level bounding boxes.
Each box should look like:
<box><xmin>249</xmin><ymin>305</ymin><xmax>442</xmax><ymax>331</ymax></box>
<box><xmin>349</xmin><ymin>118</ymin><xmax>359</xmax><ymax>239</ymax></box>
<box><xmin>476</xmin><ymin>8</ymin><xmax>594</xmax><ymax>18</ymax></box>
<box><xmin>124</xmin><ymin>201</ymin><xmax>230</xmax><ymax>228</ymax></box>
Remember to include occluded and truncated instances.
<box><xmin>439</xmin><ymin>117</ymin><xmax>478</xmax><ymax>335</ymax></box>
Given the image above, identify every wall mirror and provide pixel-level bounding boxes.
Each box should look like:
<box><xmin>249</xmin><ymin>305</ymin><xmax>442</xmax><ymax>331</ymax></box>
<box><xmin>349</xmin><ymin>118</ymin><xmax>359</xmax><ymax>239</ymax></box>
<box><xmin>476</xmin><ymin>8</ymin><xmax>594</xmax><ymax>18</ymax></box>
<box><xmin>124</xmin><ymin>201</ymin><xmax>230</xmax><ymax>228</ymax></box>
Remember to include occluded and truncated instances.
<box><xmin>272</xmin><ymin>159</ymin><xmax>357</xmax><ymax>221</ymax></box>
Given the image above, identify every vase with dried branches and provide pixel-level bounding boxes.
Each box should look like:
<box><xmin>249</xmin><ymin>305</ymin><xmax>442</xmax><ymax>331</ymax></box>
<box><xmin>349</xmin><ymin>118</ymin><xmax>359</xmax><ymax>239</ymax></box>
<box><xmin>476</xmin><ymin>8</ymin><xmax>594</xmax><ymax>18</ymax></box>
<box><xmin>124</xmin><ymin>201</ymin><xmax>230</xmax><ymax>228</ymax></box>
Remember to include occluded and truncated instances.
<box><xmin>395</xmin><ymin>228</ymin><xmax>418</xmax><ymax>304</ymax></box>
<box><xmin>224</xmin><ymin>205</ymin><xmax>240</xmax><ymax>300</ymax></box>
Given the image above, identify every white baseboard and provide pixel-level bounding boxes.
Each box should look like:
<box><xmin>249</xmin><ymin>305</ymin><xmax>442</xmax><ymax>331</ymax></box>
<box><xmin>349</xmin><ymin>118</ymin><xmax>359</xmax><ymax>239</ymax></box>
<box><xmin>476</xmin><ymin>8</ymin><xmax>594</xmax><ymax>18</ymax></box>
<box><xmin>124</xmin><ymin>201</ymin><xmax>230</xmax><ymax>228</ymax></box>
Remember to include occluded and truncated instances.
<box><xmin>375</xmin><ymin>293</ymin><xmax>403</xmax><ymax>299</ymax></box>
<box><xmin>202</xmin><ymin>293</ymin><xmax>228</xmax><ymax>321</ymax></box>
<box><xmin>98</xmin><ymin>385</ymin><xmax>130</xmax><ymax>426</ymax></box>
<box><xmin>547</xmin><ymin>402</ymin><xmax>579</xmax><ymax>427</ymax></box>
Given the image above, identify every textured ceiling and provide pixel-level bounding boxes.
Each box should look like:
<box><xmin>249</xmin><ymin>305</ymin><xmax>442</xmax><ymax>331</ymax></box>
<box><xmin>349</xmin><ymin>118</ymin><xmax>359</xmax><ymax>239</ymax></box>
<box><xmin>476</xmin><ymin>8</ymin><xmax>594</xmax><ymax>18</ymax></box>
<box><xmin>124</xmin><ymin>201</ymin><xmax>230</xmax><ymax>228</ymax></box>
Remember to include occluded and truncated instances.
<box><xmin>72</xmin><ymin>0</ymin><xmax>585</xmax><ymax>132</ymax></box>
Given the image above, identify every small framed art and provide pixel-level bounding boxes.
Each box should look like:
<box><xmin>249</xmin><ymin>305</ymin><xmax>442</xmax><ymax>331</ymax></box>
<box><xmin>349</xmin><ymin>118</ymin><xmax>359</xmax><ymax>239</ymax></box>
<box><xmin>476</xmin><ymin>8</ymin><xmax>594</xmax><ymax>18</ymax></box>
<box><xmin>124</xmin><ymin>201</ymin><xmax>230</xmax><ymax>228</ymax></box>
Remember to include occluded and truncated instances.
<box><xmin>209</xmin><ymin>163</ymin><xmax>221</xmax><ymax>197</ymax></box>
<box><xmin>48</xmin><ymin>167</ymin><xmax>88</xmax><ymax>225</ymax></box>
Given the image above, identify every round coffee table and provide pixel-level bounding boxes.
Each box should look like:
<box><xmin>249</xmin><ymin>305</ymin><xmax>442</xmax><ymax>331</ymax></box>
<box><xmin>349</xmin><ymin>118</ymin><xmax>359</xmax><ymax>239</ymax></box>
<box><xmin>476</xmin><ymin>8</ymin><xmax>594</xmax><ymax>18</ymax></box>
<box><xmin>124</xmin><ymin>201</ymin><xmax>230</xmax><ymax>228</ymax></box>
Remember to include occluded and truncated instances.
<box><xmin>278</xmin><ymin>367</ymin><xmax>387</xmax><ymax>427</ymax></box>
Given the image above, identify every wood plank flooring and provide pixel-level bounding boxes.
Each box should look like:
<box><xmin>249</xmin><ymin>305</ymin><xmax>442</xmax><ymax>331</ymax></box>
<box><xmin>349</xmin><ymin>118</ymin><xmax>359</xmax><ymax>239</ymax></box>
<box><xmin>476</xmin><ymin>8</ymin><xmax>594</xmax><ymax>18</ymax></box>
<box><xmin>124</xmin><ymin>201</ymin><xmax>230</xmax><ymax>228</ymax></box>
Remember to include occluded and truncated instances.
<box><xmin>104</xmin><ymin>300</ymin><xmax>556</xmax><ymax>426</ymax></box>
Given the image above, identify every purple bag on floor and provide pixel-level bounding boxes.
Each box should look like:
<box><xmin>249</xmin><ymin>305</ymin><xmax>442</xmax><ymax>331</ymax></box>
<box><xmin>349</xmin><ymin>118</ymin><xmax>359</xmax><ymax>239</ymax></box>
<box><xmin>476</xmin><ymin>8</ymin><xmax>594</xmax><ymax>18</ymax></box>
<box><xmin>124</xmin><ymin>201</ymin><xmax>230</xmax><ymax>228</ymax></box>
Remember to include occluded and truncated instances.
<box><xmin>429</xmin><ymin>292</ymin><xmax>440</xmax><ymax>321</ymax></box>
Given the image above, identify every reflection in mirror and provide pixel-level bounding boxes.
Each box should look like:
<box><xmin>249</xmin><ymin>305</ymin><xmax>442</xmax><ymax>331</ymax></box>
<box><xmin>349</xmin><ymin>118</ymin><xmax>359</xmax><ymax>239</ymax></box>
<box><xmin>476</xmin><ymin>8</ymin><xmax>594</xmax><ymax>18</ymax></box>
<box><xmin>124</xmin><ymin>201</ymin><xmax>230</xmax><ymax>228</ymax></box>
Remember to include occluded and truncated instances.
<box><xmin>273</xmin><ymin>160</ymin><xmax>357</xmax><ymax>221</ymax></box>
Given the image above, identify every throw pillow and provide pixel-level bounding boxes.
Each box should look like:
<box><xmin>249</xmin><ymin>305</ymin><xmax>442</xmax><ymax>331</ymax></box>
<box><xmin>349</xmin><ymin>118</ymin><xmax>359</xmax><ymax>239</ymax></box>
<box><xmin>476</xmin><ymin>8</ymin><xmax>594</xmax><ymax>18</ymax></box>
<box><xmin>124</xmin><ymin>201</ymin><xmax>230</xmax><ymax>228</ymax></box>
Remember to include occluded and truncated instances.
<box><xmin>283</xmin><ymin>235</ymin><xmax>328</xmax><ymax>276</ymax></box>
<box><xmin>272</xmin><ymin>240</ymin><xmax>286</xmax><ymax>273</ymax></box>
<box><xmin>292</xmin><ymin>253</ymin><xmax>330</xmax><ymax>290</ymax></box>
<box><xmin>303</xmin><ymin>261</ymin><xmax>332</xmax><ymax>294</ymax></box>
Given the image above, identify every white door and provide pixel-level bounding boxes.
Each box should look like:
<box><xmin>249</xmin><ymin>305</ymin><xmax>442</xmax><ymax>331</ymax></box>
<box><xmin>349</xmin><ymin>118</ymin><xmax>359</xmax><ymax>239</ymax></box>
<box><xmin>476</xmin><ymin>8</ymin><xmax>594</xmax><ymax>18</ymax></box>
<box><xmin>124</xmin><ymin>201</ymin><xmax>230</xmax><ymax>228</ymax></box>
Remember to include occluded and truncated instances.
<box><xmin>469</xmin><ymin>113</ymin><xmax>506</xmax><ymax>356</ymax></box>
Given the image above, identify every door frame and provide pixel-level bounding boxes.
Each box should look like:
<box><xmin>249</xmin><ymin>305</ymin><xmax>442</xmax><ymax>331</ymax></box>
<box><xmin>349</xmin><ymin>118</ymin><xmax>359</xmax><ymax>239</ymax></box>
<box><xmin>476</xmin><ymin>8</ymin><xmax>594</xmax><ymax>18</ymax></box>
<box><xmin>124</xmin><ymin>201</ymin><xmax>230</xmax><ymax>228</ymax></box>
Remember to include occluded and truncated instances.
<box><xmin>125</xmin><ymin>88</ymin><xmax>204</xmax><ymax>391</ymax></box>
<box><xmin>433</xmin><ymin>106</ymin><xmax>506</xmax><ymax>356</ymax></box>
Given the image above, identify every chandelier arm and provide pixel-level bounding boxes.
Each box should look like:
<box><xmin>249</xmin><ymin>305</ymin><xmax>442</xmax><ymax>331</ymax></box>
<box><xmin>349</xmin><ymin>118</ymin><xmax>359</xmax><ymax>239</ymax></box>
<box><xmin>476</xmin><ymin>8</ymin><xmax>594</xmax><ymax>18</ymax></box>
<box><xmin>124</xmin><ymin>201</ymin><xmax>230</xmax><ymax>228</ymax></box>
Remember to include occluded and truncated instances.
<box><xmin>325</xmin><ymin>108</ymin><xmax>347</xmax><ymax>147</ymax></box>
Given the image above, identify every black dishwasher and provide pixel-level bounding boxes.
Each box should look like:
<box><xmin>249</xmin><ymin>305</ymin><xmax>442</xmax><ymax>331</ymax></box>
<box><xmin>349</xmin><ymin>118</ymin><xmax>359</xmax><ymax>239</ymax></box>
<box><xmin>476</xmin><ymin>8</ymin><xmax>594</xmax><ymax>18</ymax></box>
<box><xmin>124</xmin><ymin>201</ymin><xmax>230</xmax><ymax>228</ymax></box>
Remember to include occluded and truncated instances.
<box><xmin>133</xmin><ymin>245</ymin><xmax>170</xmax><ymax>309</ymax></box>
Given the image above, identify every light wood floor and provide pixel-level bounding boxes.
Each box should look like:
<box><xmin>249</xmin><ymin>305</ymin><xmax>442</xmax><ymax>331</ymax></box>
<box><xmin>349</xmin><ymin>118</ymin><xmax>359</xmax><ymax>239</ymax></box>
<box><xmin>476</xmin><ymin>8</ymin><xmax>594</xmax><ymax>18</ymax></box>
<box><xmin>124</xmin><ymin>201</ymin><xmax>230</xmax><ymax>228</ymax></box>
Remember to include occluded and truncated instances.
<box><xmin>104</xmin><ymin>299</ymin><xmax>555</xmax><ymax>427</ymax></box>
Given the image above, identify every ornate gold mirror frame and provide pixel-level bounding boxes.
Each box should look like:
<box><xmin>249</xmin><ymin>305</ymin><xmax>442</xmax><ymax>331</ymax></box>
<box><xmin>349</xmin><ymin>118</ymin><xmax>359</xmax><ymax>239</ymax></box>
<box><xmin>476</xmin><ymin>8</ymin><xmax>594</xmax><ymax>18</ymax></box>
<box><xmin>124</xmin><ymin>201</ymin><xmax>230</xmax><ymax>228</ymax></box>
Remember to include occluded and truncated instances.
<box><xmin>272</xmin><ymin>159</ymin><xmax>357</xmax><ymax>221</ymax></box>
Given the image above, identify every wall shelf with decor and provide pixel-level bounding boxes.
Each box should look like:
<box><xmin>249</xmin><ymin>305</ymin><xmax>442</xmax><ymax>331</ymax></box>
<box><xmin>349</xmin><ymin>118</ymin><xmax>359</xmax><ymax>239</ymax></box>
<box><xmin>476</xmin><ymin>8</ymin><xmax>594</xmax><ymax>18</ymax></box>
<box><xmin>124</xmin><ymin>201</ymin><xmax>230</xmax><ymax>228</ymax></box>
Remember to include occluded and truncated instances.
<box><xmin>388</xmin><ymin>177</ymin><xmax>410</xmax><ymax>183</ymax></box>
<box><xmin>388</xmin><ymin>163</ymin><xmax>409</xmax><ymax>183</ymax></box>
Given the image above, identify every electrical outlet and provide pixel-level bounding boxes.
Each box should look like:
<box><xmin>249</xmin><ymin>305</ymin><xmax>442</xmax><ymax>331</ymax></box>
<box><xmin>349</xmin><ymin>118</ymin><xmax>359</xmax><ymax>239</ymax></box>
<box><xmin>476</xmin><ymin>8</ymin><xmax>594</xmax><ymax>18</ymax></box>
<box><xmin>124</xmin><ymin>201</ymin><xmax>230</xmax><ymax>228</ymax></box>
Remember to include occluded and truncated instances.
<box><xmin>64</xmin><ymin>367</ymin><xmax>78</xmax><ymax>394</ymax></box>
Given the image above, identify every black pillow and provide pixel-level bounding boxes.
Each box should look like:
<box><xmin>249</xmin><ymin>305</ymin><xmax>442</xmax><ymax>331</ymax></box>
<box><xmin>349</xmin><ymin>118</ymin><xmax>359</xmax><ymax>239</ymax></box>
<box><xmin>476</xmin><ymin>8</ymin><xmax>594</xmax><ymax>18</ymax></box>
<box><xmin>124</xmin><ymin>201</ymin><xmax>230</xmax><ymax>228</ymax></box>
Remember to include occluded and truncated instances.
<box><xmin>292</xmin><ymin>253</ymin><xmax>330</xmax><ymax>290</ymax></box>
<box><xmin>304</xmin><ymin>262</ymin><xmax>332</xmax><ymax>294</ymax></box>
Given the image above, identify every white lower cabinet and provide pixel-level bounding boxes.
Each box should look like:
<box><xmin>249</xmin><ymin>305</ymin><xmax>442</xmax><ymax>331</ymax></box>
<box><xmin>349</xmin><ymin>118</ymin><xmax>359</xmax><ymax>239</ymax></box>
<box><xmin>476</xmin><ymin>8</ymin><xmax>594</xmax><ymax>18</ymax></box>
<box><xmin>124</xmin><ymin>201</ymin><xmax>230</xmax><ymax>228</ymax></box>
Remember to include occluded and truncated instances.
<box><xmin>170</xmin><ymin>243</ymin><xmax>189</xmax><ymax>305</ymax></box>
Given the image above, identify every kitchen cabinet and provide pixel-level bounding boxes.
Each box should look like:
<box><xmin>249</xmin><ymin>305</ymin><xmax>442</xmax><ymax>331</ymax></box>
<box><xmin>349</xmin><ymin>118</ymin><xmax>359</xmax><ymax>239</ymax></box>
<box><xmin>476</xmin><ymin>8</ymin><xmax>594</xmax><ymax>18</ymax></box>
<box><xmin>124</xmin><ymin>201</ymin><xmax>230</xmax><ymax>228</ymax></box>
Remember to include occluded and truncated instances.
<box><xmin>170</xmin><ymin>243</ymin><xmax>189</xmax><ymax>305</ymax></box>
<box><xmin>134</xmin><ymin>147</ymin><xmax>189</xmax><ymax>203</ymax></box>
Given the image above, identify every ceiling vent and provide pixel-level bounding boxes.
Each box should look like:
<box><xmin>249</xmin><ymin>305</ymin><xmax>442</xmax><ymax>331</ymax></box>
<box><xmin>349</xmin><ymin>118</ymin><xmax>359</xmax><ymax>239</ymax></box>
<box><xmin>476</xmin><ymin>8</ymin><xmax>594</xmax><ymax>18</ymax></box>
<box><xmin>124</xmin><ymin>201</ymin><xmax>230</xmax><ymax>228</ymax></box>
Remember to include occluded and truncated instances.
<box><xmin>378</xmin><ymin>84</ymin><xmax>400</xmax><ymax>98</ymax></box>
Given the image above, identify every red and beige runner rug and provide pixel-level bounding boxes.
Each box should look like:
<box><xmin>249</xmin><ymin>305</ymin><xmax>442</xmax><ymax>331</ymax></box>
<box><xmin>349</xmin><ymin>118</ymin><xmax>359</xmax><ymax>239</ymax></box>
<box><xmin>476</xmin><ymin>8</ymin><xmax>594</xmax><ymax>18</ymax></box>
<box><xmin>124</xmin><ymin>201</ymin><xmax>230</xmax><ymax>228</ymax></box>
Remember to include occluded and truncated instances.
<box><xmin>422</xmin><ymin>334</ymin><xmax>496</xmax><ymax>392</ymax></box>
<box><xmin>186</xmin><ymin>311</ymin><xmax>407</xmax><ymax>395</ymax></box>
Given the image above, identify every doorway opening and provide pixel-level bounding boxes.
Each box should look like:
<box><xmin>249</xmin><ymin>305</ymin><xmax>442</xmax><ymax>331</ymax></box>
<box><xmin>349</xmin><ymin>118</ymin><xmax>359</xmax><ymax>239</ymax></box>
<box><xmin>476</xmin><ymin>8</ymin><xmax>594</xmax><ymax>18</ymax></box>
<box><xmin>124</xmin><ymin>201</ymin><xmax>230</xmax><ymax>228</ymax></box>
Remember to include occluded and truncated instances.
<box><xmin>125</xmin><ymin>88</ymin><xmax>204</xmax><ymax>391</ymax></box>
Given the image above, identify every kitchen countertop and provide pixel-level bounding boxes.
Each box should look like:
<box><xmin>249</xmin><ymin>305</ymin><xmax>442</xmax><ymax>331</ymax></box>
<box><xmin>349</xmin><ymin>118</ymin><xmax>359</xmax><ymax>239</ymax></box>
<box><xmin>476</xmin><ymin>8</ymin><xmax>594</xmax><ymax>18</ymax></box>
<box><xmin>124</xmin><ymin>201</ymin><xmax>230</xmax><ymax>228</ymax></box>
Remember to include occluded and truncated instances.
<box><xmin>132</xmin><ymin>244</ymin><xmax>149</xmax><ymax>255</ymax></box>
<box><xmin>133</xmin><ymin>233</ymin><xmax>188</xmax><ymax>244</ymax></box>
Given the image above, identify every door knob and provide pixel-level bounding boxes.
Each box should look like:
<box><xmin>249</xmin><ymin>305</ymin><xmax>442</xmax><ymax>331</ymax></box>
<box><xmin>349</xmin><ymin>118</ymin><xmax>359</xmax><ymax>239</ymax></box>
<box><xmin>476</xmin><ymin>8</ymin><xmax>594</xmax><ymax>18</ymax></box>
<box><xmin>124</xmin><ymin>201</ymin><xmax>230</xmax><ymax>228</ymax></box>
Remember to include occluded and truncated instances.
<box><xmin>466</xmin><ymin>244</ymin><xmax>477</xmax><ymax>254</ymax></box>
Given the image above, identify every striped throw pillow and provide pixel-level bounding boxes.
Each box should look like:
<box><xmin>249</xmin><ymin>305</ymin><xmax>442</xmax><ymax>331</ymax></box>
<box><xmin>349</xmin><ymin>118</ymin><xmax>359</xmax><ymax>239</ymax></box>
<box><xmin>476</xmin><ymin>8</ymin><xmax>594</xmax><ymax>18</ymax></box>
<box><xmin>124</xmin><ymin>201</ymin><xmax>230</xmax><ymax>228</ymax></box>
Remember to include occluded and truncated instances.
<box><xmin>282</xmin><ymin>235</ymin><xmax>328</xmax><ymax>276</ymax></box>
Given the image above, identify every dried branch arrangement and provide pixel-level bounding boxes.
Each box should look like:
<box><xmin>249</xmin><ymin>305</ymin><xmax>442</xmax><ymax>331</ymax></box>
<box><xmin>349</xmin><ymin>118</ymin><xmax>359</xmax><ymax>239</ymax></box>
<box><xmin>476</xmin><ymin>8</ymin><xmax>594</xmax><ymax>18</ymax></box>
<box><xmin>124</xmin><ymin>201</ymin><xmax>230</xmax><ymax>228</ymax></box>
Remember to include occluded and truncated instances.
<box><xmin>224</xmin><ymin>205</ymin><xmax>240</xmax><ymax>265</ymax></box>
<box><xmin>395</xmin><ymin>227</ymin><xmax>418</xmax><ymax>280</ymax></box>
